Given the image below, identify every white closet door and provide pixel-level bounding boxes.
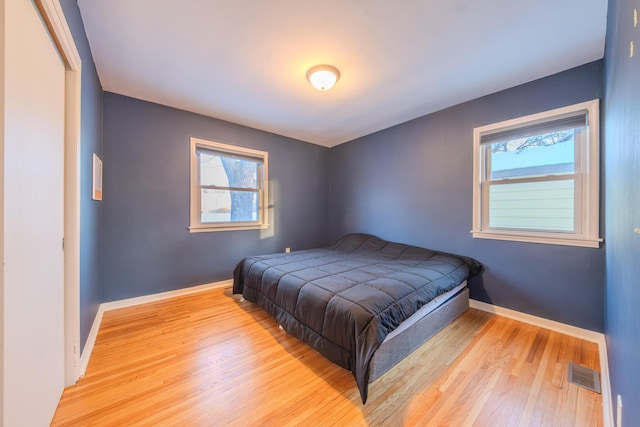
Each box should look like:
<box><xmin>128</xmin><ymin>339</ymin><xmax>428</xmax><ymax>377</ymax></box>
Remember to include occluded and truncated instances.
<box><xmin>4</xmin><ymin>0</ymin><xmax>66</xmax><ymax>424</ymax></box>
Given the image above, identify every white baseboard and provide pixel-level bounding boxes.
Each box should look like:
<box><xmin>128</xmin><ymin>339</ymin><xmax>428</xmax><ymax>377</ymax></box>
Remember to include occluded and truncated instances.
<box><xmin>78</xmin><ymin>279</ymin><xmax>233</xmax><ymax>378</ymax></box>
<box><xmin>469</xmin><ymin>299</ymin><xmax>601</xmax><ymax>342</ymax></box>
<box><xmin>100</xmin><ymin>279</ymin><xmax>233</xmax><ymax>312</ymax></box>
<box><xmin>470</xmin><ymin>299</ymin><xmax>613</xmax><ymax>427</ymax></box>
<box><xmin>599</xmin><ymin>335</ymin><xmax>613</xmax><ymax>427</ymax></box>
<box><xmin>78</xmin><ymin>304</ymin><xmax>104</xmax><ymax>377</ymax></box>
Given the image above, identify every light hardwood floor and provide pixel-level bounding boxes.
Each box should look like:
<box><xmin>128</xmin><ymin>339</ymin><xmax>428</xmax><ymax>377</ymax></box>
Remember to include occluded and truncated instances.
<box><xmin>52</xmin><ymin>287</ymin><xmax>603</xmax><ymax>426</ymax></box>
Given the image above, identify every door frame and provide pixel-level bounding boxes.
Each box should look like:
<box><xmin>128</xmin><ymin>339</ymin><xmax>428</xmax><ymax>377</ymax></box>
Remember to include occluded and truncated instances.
<box><xmin>35</xmin><ymin>0</ymin><xmax>82</xmax><ymax>386</ymax></box>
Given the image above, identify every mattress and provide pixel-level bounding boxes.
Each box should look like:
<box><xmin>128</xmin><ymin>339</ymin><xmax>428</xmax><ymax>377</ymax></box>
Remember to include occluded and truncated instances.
<box><xmin>382</xmin><ymin>280</ymin><xmax>467</xmax><ymax>343</ymax></box>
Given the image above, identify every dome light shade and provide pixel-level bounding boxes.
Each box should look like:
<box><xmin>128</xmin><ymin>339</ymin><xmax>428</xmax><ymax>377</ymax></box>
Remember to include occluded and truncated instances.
<box><xmin>306</xmin><ymin>65</ymin><xmax>340</xmax><ymax>91</ymax></box>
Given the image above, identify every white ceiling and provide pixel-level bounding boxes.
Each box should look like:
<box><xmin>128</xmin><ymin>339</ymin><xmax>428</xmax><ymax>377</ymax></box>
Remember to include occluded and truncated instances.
<box><xmin>77</xmin><ymin>1</ymin><xmax>607</xmax><ymax>148</ymax></box>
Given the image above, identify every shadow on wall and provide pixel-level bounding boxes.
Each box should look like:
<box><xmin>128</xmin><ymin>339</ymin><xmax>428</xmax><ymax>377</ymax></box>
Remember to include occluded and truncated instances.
<box><xmin>468</xmin><ymin>274</ymin><xmax>491</xmax><ymax>304</ymax></box>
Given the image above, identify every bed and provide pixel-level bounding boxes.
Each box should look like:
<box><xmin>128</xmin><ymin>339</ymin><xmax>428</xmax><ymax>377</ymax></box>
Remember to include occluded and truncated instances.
<box><xmin>232</xmin><ymin>233</ymin><xmax>481</xmax><ymax>403</ymax></box>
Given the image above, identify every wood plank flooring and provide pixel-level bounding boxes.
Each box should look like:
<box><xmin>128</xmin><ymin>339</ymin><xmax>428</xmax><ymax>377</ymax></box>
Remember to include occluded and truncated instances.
<box><xmin>52</xmin><ymin>287</ymin><xmax>603</xmax><ymax>426</ymax></box>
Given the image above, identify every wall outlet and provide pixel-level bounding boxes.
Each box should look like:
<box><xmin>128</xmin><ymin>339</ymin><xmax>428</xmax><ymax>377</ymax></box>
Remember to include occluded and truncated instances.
<box><xmin>285</xmin><ymin>247</ymin><xmax>290</xmax><ymax>253</ymax></box>
<box><xmin>617</xmin><ymin>394</ymin><xmax>622</xmax><ymax>427</ymax></box>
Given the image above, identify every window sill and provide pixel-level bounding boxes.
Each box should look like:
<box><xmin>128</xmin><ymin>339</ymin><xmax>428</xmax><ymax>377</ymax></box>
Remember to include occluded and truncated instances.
<box><xmin>472</xmin><ymin>230</ymin><xmax>602</xmax><ymax>248</ymax></box>
<box><xmin>189</xmin><ymin>224</ymin><xmax>270</xmax><ymax>233</ymax></box>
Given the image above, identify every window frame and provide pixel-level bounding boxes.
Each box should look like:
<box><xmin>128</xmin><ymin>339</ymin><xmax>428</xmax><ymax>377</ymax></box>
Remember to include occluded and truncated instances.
<box><xmin>189</xmin><ymin>137</ymin><xmax>269</xmax><ymax>233</ymax></box>
<box><xmin>472</xmin><ymin>99</ymin><xmax>601</xmax><ymax>248</ymax></box>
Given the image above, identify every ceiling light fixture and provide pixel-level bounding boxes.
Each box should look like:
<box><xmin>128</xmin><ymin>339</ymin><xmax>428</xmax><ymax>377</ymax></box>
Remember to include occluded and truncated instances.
<box><xmin>306</xmin><ymin>65</ymin><xmax>340</xmax><ymax>91</ymax></box>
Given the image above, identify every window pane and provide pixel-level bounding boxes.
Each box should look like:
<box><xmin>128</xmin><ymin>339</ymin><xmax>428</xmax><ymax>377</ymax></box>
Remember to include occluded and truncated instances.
<box><xmin>488</xmin><ymin>179</ymin><xmax>574</xmax><ymax>231</ymax></box>
<box><xmin>198</xmin><ymin>151</ymin><xmax>258</xmax><ymax>189</ymax></box>
<box><xmin>486</xmin><ymin>129</ymin><xmax>579</xmax><ymax>180</ymax></box>
<box><xmin>201</xmin><ymin>189</ymin><xmax>258</xmax><ymax>223</ymax></box>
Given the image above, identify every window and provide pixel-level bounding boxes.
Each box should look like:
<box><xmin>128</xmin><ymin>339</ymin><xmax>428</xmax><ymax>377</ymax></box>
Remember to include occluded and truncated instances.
<box><xmin>190</xmin><ymin>137</ymin><xmax>268</xmax><ymax>232</ymax></box>
<box><xmin>472</xmin><ymin>100</ymin><xmax>601</xmax><ymax>247</ymax></box>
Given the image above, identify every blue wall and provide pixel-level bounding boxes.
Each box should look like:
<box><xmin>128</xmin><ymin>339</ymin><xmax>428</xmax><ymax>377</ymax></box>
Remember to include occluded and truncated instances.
<box><xmin>604</xmin><ymin>0</ymin><xmax>640</xmax><ymax>422</ymax></box>
<box><xmin>331</xmin><ymin>61</ymin><xmax>605</xmax><ymax>331</ymax></box>
<box><xmin>101</xmin><ymin>93</ymin><xmax>332</xmax><ymax>302</ymax></box>
<box><xmin>60</xmin><ymin>0</ymin><xmax>103</xmax><ymax>352</ymax></box>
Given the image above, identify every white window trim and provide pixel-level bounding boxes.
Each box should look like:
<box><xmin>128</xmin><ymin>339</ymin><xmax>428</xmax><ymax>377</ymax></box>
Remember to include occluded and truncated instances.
<box><xmin>472</xmin><ymin>99</ymin><xmax>601</xmax><ymax>248</ymax></box>
<box><xmin>189</xmin><ymin>137</ymin><xmax>269</xmax><ymax>233</ymax></box>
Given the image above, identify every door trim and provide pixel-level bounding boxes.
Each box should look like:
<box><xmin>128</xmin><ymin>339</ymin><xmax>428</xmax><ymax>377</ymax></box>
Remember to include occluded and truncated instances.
<box><xmin>35</xmin><ymin>0</ymin><xmax>82</xmax><ymax>386</ymax></box>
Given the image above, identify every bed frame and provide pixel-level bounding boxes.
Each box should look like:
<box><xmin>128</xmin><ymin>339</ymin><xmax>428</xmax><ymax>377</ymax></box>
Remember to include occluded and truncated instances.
<box><xmin>369</xmin><ymin>287</ymin><xmax>469</xmax><ymax>382</ymax></box>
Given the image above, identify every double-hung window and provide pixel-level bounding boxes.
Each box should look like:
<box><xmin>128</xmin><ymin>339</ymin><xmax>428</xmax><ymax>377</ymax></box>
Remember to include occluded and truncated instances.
<box><xmin>472</xmin><ymin>100</ymin><xmax>600</xmax><ymax>247</ymax></box>
<box><xmin>190</xmin><ymin>137</ymin><xmax>268</xmax><ymax>232</ymax></box>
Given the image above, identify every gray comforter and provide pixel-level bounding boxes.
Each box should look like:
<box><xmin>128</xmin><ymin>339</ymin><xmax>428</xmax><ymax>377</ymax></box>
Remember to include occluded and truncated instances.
<box><xmin>232</xmin><ymin>233</ymin><xmax>481</xmax><ymax>403</ymax></box>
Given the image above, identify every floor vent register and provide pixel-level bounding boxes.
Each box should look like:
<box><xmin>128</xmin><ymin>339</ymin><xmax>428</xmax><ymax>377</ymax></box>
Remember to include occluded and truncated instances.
<box><xmin>568</xmin><ymin>362</ymin><xmax>601</xmax><ymax>393</ymax></box>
